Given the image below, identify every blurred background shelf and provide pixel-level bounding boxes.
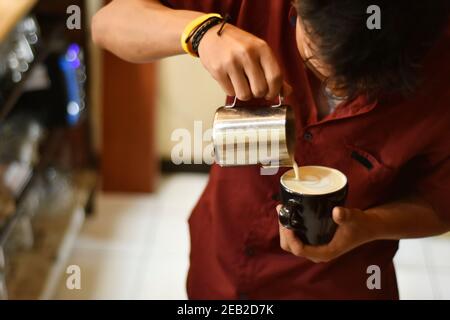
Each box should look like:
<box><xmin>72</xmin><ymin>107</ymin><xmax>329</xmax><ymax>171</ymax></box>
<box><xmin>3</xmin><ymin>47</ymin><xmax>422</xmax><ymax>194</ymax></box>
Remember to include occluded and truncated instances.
<box><xmin>0</xmin><ymin>25</ymin><xmax>64</xmax><ymax>120</ymax></box>
<box><xmin>4</xmin><ymin>169</ymin><xmax>96</xmax><ymax>300</ymax></box>
<box><xmin>0</xmin><ymin>0</ymin><xmax>98</xmax><ymax>300</ymax></box>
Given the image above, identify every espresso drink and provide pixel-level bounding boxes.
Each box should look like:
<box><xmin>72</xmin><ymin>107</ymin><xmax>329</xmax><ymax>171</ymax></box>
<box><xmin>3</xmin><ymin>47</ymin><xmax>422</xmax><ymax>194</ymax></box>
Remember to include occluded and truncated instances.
<box><xmin>279</xmin><ymin>165</ymin><xmax>348</xmax><ymax>245</ymax></box>
<box><xmin>292</xmin><ymin>160</ymin><xmax>300</xmax><ymax>180</ymax></box>
<box><xmin>282</xmin><ymin>165</ymin><xmax>347</xmax><ymax>195</ymax></box>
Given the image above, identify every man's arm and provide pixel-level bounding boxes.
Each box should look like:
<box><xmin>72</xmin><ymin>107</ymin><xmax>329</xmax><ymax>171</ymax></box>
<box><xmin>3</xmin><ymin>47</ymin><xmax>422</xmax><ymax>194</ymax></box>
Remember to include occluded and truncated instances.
<box><xmin>92</xmin><ymin>0</ymin><xmax>291</xmax><ymax>100</ymax></box>
<box><xmin>277</xmin><ymin>196</ymin><xmax>450</xmax><ymax>263</ymax></box>
<box><xmin>366</xmin><ymin>195</ymin><xmax>450</xmax><ymax>239</ymax></box>
<box><xmin>92</xmin><ymin>0</ymin><xmax>201</xmax><ymax>62</ymax></box>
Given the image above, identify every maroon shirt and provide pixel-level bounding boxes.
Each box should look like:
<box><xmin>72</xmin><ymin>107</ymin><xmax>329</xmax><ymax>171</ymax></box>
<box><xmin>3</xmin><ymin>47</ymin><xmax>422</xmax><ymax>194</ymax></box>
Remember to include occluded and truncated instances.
<box><xmin>162</xmin><ymin>0</ymin><xmax>450</xmax><ymax>299</ymax></box>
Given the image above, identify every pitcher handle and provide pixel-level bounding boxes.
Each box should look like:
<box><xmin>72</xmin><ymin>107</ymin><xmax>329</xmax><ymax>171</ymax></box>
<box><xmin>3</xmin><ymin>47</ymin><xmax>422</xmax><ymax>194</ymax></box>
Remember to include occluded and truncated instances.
<box><xmin>224</xmin><ymin>96</ymin><xmax>238</xmax><ymax>109</ymax></box>
<box><xmin>271</xmin><ymin>94</ymin><xmax>284</xmax><ymax>108</ymax></box>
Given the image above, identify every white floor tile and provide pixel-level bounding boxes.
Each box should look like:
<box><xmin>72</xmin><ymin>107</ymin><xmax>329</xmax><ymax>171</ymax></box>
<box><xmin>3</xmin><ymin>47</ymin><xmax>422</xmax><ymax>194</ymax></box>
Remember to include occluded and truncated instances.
<box><xmin>424</xmin><ymin>238</ymin><xmax>450</xmax><ymax>268</ymax></box>
<box><xmin>157</xmin><ymin>173</ymin><xmax>208</xmax><ymax>213</ymax></box>
<box><xmin>131</xmin><ymin>204</ymin><xmax>191</xmax><ymax>299</ymax></box>
<box><xmin>54</xmin><ymin>247</ymin><xmax>141</xmax><ymax>300</ymax></box>
<box><xmin>53</xmin><ymin>174</ymin><xmax>207</xmax><ymax>300</ymax></box>
<box><xmin>395</xmin><ymin>266</ymin><xmax>435</xmax><ymax>300</ymax></box>
<box><xmin>134</xmin><ymin>253</ymin><xmax>189</xmax><ymax>300</ymax></box>
<box><xmin>76</xmin><ymin>202</ymin><xmax>163</xmax><ymax>254</ymax></box>
<box><xmin>433</xmin><ymin>268</ymin><xmax>450</xmax><ymax>300</ymax></box>
<box><xmin>394</xmin><ymin>239</ymin><xmax>427</xmax><ymax>268</ymax></box>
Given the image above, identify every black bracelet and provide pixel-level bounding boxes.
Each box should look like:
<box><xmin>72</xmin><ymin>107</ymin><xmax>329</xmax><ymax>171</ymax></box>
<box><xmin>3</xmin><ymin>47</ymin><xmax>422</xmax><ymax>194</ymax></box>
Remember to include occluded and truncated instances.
<box><xmin>217</xmin><ymin>14</ymin><xmax>231</xmax><ymax>36</ymax></box>
<box><xmin>191</xmin><ymin>17</ymin><xmax>223</xmax><ymax>56</ymax></box>
<box><xmin>185</xmin><ymin>16</ymin><xmax>221</xmax><ymax>46</ymax></box>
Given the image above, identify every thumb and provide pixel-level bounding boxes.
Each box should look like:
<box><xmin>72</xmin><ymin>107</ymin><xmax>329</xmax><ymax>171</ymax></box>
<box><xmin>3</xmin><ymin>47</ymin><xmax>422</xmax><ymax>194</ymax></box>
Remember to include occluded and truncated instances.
<box><xmin>276</xmin><ymin>204</ymin><xmax>282</xmax><ymax>214</ymax></box>
<box><xmin>332</xmin><ymin>207</ymin><xmax>353</xmax><ymax>225</ymax></box>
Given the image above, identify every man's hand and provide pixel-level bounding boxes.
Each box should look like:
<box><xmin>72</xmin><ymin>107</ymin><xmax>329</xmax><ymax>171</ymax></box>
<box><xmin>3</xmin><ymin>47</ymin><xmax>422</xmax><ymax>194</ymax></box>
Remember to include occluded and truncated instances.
<box><xmin>198</xmin><ymin>23</ymin><xmax>292</xmax><ymax>101</ymax></box>
<box><xmin>276</xmin><ymin>205</ymin><xmax>376</xmax><ymax>263</ymax></box>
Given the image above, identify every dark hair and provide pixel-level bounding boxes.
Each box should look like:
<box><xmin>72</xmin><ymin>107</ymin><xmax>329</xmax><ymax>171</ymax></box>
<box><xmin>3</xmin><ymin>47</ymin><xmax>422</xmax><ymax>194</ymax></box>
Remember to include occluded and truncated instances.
<box><xmin>294</xmin><ymin>0</ymin><xmax>450</xmax><ymax>99</ymax></box>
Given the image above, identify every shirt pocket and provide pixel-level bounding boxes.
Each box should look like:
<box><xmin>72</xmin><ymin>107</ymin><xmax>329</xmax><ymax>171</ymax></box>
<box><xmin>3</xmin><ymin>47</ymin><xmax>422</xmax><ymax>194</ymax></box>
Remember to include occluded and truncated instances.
<box><xmin>343</xmin><ymin>143</ymin><xmax>397</xmax><ymax>209</ymax></box>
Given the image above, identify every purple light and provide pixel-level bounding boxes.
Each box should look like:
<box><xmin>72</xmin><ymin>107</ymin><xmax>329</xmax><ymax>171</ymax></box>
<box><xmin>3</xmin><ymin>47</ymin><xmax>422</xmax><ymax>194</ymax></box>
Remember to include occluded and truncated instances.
<box><xmin>68</xmin><ymin>43</ymin><xmax>80</xmax><ymax>55</ymax></box>
<box><xmin>65</xmin><ymin>43</ymin><xmax>81</xmax><ymax>68</ymax></box>
<box><xmin>69</xmin><ymin>58</ymin><xmax>81</xmax><ymax>69</ymax></box>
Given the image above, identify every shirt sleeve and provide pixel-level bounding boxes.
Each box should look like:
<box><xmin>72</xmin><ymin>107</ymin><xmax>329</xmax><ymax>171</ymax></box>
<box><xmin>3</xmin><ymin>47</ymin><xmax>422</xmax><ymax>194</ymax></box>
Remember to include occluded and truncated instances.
<box><xmin>160</xmin><ymin>0</ymin><xmax>241</xmax><ymax>17</ymax></box>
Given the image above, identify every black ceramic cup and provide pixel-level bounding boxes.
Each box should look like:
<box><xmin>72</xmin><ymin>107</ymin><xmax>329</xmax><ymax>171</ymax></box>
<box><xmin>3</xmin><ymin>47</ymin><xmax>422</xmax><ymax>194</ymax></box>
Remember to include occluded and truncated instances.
<box><xmin>278</xmin><ymin>166</ymin><xmax>348</xmax><ymax>245</ymax></box>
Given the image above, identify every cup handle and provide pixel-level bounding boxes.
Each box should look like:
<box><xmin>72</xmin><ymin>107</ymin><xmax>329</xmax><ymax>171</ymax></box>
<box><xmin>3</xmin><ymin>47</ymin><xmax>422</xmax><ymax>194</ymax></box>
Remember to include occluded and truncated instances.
<box><xmin>278</xmin><ymin>199</ymin><xmax>305</xmax><ymax>231</ymax></box>
<box><xmin>224</xmin><ymin>95</ymin><xmax>284</xmax><ymax>109</ymax></box>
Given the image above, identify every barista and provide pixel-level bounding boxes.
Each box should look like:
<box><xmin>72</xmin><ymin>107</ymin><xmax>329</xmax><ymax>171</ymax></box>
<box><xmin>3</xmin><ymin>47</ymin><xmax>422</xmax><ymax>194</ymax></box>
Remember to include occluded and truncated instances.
<box><xmin>92</xmin><ymin>0</ymin><xmax>450</xmax><ymax>299</ymax></box>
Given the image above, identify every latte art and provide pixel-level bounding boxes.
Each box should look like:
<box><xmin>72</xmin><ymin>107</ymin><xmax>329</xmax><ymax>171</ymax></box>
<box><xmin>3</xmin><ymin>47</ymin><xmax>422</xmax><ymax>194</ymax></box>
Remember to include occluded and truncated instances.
<box><xmin>281</xmin><ymin>166</ymin><xmax>347</xmax><ymax>195</ymax></box>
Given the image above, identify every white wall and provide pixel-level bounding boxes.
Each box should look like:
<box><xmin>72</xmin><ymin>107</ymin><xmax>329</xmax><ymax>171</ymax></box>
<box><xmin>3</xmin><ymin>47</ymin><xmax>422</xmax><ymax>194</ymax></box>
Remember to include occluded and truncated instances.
<box><xmin>157</xmin><ymin>55</ymin><xmax>225</xmax><ymax>160</ymax></box>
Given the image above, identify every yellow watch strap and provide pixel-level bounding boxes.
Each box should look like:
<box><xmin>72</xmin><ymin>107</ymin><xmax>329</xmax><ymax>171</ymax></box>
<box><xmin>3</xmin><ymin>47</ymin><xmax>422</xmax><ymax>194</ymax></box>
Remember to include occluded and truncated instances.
<box><xmin>181</xmin><ymin>13</ymin><xmax>222</xmax><ymax>57</ymax></box>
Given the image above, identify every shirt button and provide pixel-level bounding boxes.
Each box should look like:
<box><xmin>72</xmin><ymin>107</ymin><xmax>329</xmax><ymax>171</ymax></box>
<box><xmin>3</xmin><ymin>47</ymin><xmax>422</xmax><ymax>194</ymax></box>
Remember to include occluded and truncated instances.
<box><xmin>238</xmin><ymin>293</ymin><xmax>249</xmax><ymax>300</ymax></box>
<box><xmin>245</xmin><ymin>246</ymin><xmax>255</xmax><ymax>257</ymax></box>
<box><xmin>303</xmin><ymin>131</ymin><xmax>313</xmax><ymax>141</ymax></box>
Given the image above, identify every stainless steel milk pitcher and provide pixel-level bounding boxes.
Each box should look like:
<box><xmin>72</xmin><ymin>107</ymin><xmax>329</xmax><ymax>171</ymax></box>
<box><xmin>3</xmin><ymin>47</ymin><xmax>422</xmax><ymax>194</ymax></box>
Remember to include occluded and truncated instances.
<box><xmin>212</xmin><ymin>96</ymin><xmax>296</xmax><ymax>167</ymax></box>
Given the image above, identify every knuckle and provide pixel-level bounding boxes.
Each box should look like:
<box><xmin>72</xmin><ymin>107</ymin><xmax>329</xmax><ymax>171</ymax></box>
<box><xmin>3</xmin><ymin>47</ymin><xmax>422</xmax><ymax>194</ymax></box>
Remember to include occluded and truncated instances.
<box><xmin>236</xmin><ymin>86</ymin><xmax>251</xmax><ymax>100</ymax></box>
<box><xmin>253</xmin><ymin>87</ymin><xmax>268</xmax><ymax>98</ymax></box>
<box><xmin>236</xmin><ymin>43</ymin><xmax>250</xmax><ymax>56</ymax></box>
<box><xmin>221</xmin><ymin>86</ymin><xmax>235</xmax><ymax>96</ymax></box>
<box><xmin>209</xmin><ymin>63</ymin><xmax>223</xmax><ymax>76</ymax></box>
<box><xmin>224</xmin><ymin>55</ymin><xmax>238</xmax><ymax>67</ymax></box>
<box><xmin>255</xmin><ymin>39</ymin><xmax>268</xmax><ymax>50</ymax></box>
<box><xmin>238</xmin><ymin>93</ymin><xmax>251</xmax><ymax>101</ymax></box>
<box><xmin>268</xmin><ymin>73</ymin><xmax>282</xmax><ymax>85</ymax></box>
<box><xmin>248</xmin><ymin>40</ymin><xmax>267</xmax><ymax>57</ymax></box>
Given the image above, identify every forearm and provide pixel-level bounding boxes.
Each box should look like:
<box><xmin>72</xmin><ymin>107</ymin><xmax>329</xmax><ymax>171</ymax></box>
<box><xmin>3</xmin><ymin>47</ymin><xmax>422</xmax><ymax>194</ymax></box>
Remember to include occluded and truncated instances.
<box><xmin>365</xmin><ymin>195</ymin><xmax>450</xmax><ymax>240</ymax></box>
<box><xmin>92</xmin><ymin>0</ymin><xmax>203</xmax><ymax>62</ymax></box>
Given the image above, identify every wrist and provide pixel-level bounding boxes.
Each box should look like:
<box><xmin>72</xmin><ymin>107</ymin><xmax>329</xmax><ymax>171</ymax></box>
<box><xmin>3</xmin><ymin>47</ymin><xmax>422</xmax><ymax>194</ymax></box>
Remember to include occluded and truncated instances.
<box><xmin>191</xmin><ymin>17</ymin><xmax>223</xmax><ymax>56</ymax></box>
<box><xmin>362</xmin><ymin>208</ymin><xmax>387</xmax><ymax>241</ymax></box>
<box><xmin>197</xmin><ymin>24</ymin><xmax>221</xmax><ymax>55</ymax></box>
<box><xmin>180</xmin><ymin>13</ymin><xmax>223</xmax><ymax>57</ymax></box>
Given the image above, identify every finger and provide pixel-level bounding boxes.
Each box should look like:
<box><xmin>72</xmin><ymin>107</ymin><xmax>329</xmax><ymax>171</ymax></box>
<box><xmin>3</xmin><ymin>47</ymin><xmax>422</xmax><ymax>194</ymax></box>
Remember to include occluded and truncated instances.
<box><xmin>278</xmin><ymin>223</ymin><xmax>291</xmax><ymax>252</ymax></box>
<box><xmin>228</xmin><ymin>62</ymin><xmax>252</xmax><ymax>101</ymax></box>
<box><xmin>276</xmin><ymin>205</ymin><xmax>291</xmax><ymax>251</ymax></box>
<box><xmin>242</xmin><ymin>58</ymin><xmax>269</xmax><ymax>98</ymax></box>
<box><xmin>259</xmin><ymin>47</ymin><xmax>283</xmax><ymax>100</ymax></box>
<box><xmin>213</xmin><ymin>72</ymin><xmax>235</xmax><ymax>97</ymax></box>
<box><xmin>276</xmin><ymin>204</ymin><xmax>282</xmax><ymax>213</ymax></box>
<box><xmin>332</xmin><ymin>207</ymin><xmax>351</xmax><ymax>225</ymax></box>
<box><xmin>281</xmin><ymin>81</ymin><xmax>293</xmax><ymax>97</ymax></box>
<box><xmin>279</xmin><ymin>225</ymin><xmax>305</xmax><ymax>256</ymax></box>
<box><xmin>301</xmin><ymin>244</ymin><xmax>336</xmax><ymax>263</ymax></box>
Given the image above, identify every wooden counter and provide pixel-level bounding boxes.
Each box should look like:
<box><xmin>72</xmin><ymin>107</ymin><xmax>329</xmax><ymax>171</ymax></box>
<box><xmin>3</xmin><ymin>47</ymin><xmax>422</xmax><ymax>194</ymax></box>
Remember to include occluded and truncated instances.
<box><xmin>0</xmin><ymin>0</ymin><xmax>37</xmax><ymax>42</ymax></box>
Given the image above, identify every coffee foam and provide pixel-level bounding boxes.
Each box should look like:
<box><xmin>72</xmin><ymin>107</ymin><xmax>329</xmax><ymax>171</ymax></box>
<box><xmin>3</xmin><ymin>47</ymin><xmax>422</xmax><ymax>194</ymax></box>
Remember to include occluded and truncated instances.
<box><xmin>281</xmin><ymin>166</ymin><xmax>347</xmax><ymax>195</ymax></box>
